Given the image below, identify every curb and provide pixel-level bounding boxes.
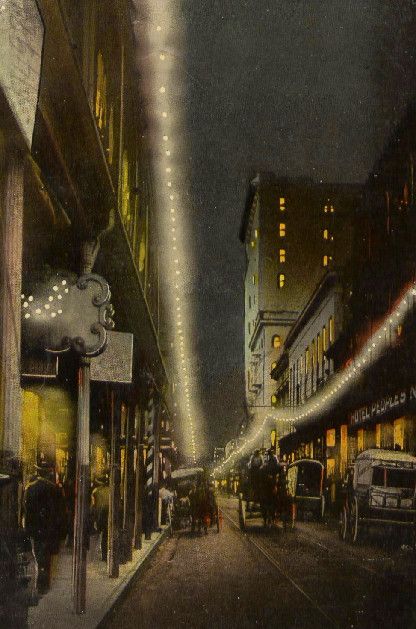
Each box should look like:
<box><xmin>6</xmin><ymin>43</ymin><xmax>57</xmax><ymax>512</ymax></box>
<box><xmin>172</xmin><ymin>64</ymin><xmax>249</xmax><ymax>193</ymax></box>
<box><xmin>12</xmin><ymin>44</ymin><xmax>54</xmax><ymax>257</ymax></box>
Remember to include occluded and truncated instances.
<box><xmin>97</xmin><ymin>527</ymin><xmax>169</xmax><ymax>628</ymax></box>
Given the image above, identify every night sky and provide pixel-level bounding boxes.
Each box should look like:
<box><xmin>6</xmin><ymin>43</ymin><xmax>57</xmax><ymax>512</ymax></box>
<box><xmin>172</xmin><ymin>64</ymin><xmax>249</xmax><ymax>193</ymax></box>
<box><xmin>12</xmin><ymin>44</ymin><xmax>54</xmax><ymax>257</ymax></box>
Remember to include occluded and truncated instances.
<box><xmin>164</xmin><ymin>1</ymin><xmax>416</xmax><ymax>454</ymax></box>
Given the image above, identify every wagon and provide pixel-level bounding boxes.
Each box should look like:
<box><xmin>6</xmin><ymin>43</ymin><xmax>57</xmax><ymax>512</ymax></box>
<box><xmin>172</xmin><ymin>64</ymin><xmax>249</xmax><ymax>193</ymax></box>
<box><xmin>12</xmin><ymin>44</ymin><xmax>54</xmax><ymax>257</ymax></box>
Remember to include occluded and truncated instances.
<box><xmin>339</xmin><ymin>449</ymin><xmax>416</xmax><ymax>545</ymax></box>
<box><xmin>286</xmin><ymin>459</ymin><xmax>326</xmax><ymax>522</ymax></box>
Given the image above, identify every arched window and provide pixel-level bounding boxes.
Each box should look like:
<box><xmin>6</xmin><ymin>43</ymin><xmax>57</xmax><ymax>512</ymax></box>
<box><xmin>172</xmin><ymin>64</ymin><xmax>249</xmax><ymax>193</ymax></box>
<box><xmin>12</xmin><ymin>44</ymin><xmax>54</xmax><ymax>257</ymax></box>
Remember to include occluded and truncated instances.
<box><xmin>272</xmin><ymin>335</ymin><xmax>281</xmax><ymax>349</ymax></box>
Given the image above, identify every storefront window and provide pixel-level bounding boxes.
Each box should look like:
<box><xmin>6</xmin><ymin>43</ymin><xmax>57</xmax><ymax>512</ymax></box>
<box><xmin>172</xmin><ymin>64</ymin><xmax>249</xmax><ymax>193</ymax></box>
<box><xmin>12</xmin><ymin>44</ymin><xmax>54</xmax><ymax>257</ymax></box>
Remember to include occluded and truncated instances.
<box><xmin>340</xmin><ymin>425</ymin><xmax>348</xmax><ymax>476</ymax></box>
<box><xmin>326</xmin><ymin>428</ymin><xmax>336</xmax><ymax>448</ymax></box>
<box><xmin>357</xmin><ymin>428</ymin><xmax>364</xmax><ymax>452</ymax></box>
<box><xmin>393</xmin><ymin>417</ymin><xmax>405</xmax><ymax>450</ymax></box>
<box><xmin>375</xmin><ymin>423</ymin><xmax>381</xmax><ymax>448</ymax></box>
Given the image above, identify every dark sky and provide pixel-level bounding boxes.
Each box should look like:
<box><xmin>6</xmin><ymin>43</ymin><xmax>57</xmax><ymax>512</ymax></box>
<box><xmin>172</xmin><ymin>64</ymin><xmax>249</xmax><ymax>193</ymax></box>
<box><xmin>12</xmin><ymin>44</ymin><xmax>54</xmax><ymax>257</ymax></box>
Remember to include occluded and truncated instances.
<box><xmin>173</xmin><ymin>1</ymin><xmax>416</xmax><ymax>454</ymax></box>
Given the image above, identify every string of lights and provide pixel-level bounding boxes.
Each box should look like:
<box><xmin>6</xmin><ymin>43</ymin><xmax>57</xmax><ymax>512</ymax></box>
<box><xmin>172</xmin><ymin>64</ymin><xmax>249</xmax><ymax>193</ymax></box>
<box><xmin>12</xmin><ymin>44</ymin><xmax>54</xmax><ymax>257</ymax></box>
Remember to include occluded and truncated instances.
<box><xmin>139</xmin><ymin>2</ymin><xmax>200</xmax><ymax>464</ymax></box>
<box><xmin>214</xmin><ymin>282</ymin><xmax>416</xmax><ymax>477</ymax></box>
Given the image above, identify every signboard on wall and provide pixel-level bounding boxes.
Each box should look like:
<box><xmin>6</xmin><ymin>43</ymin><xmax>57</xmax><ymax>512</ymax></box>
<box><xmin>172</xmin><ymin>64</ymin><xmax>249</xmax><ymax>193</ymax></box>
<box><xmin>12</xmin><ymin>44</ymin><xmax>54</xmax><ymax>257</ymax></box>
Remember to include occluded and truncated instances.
<box><xmin>0</xmin><ymin>0</ymin><xmax>44</xmax><ymax>148</ymax></box>
<box><xmin>90</xmin><ymin>331</ymin><xmax>133</xmax><ymax>384</ymax></box>
<box><xmin>349</xmin><ymin>384</ymin><xmax>416</xmax><ymax>427</ymax></box>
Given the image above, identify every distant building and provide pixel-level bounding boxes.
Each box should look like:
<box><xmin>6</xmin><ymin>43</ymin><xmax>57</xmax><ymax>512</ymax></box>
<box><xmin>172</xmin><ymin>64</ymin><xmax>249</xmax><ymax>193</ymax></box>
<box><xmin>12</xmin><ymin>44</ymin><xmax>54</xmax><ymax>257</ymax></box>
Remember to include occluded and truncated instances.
<box><xmin>240</xmin><ymin>172</ymin><xmax>358</xmax><ymax>429</ymax></box>
<box><xmin>213</xmin><ymin>447</ymin><xmax>225</xmax><ymax>465</ymax></box>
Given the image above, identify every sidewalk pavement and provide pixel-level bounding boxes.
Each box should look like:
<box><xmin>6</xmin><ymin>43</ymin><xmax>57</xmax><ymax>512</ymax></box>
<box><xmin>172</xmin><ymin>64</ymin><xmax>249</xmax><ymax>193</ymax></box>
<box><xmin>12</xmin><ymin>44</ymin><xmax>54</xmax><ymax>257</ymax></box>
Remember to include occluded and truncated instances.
<box><xmin>28</xmin><ymin>527</ymin><xmax>168</xmax><ymax>629</ymax></box>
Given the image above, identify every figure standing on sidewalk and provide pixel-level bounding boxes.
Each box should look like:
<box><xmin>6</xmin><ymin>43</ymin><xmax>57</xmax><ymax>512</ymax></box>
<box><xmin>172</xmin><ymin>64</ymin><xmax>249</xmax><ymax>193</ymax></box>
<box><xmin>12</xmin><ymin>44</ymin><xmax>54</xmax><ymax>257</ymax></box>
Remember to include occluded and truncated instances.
<box><xmin>23</xmin><ymin>461</ymin><xmax>66</xmax><ymax>594</ymax></box>
<box><xmin>91</xmin><ymin>473</ymin><xmax>110</xmax><ymax>562</ymax></box>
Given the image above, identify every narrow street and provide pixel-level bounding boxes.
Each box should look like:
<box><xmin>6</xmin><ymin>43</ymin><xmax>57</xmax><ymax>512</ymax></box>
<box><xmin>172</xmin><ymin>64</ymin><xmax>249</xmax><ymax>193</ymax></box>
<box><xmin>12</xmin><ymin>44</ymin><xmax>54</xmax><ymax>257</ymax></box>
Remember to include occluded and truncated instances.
<box><xmin>103</xmin><ymin>498</ymin><xmax>416</xmax><ymax>629</ymax></box>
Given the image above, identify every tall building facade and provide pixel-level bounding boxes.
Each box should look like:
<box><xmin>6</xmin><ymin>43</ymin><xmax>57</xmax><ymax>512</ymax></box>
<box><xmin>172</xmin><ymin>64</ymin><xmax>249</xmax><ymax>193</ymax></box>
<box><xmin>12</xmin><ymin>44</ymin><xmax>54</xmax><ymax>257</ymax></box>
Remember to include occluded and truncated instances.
<box><xmin>240</xmin><ymin>172</ymin><xmax>357</xmax><ymax>428</ymax></box>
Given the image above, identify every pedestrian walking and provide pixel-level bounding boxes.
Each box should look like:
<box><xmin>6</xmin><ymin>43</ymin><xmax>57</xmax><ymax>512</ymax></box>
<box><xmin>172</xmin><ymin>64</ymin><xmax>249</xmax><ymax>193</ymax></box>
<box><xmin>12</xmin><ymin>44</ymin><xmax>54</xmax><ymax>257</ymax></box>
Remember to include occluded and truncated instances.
<box><xmin>23</xmin><ymin>461</ymin><xmax>66</xmax><ymax>594</ymax></box>
<box><xmin>91</xmin><ymin>473</ymin><xmax>110</xmax><ymax>561</ymax></box>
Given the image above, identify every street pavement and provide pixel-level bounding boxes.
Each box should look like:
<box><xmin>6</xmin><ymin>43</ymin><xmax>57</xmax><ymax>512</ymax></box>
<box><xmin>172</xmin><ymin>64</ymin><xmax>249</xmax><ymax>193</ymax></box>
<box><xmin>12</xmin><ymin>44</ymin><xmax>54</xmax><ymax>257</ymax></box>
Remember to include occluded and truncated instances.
<box><xmin>102</xmin><ymin>497</ymin><xmax>416</xmax><ymax>629</ymax></box>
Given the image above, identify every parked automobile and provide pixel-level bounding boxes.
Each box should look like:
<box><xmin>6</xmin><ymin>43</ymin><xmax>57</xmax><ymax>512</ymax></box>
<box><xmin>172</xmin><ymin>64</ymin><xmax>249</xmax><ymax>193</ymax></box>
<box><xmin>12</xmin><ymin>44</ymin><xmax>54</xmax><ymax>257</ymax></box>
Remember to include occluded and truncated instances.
<box><xmin>339</xmin><ymin>449</ymin><xmax>416</xmax><ymax>544</ymax></box>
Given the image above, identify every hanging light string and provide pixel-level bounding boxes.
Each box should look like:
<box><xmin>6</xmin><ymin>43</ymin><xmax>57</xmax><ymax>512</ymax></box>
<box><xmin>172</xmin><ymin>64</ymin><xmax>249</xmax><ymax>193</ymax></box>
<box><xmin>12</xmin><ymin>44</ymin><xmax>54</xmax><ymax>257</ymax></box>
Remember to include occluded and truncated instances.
<box><xmin>214</xmin><ymin>282</ymin><xmax>415</xmax><ymax>477</ymax></box>
<box><xmin>141</xmin><ymin>2</ymin><xmax>199</xmax><ymax>463</ymax></box>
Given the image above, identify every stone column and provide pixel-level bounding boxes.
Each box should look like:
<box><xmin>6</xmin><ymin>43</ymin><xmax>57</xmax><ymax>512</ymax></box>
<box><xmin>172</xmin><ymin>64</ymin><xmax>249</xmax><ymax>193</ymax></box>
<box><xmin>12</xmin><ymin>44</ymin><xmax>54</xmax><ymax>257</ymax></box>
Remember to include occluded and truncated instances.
<box><xmin>1</xmin><ymin>148</ymin><xmax>24</xmax><ymax>460</ymax></box>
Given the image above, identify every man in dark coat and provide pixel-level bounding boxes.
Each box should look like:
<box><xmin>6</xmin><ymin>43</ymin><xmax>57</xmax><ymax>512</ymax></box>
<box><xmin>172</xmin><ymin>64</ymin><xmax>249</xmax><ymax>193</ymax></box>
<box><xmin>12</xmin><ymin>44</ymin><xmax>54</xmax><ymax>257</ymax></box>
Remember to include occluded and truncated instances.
<box><xmin>23</xmin><ymin>462</ymin><xmax>66</xmax><ymax>594</ymax></box>
<box><xmin>91</xmin><ymin>474</ymin><xmax>110</xmax><ymax>561</ymax></box>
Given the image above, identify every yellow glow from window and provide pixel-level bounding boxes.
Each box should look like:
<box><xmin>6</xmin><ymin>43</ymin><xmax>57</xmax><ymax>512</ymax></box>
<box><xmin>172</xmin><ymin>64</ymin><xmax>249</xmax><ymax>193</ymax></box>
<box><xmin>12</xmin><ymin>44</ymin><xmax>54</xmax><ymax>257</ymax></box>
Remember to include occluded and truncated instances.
<box><xmin>329</xmin><ymin>316</ymin><xmax>334</xmax><ymax>344</ymax></box>
<box><xmin>279</xmin><ymin>223</ymin><xmax>286</xmax><ymax>237</ymax></box>
<box><xmin>279</xmin><ymin>248</ymin><xmax>286</xmax><ymax>262</ymax></box>
<box><xmin>323</xmin><ymin>255</ymin><xmax>328</xmax><ymax>267</ymax></box>
<box><xmin>323</xmin><ymin>229</ymin><xmax>329</xmax><ymax>240</ymax></box>
<box><xmin>254</xmin><ymin>228</ymin><xmax>259</xmax><ymax>239</ymax></box>
<box><xmin>279</xmin><ymin>197</ymin><xmax>285</xmax><ymax>211</ymax></box>
<box><xmin>375</xmin><ymin>423</ymin><xmax>381</xmax><ymax>448</ymax></box>
<box><xmin>394</xmin><ymin>417</ymin><xmax>405</xmax><ymax>450</ymax></box>
<box><xmin>326</xmin><ymin>428</ymin><xmax>336</xmax><ymax>448</ymax></box>
<box><xmin>322</xmin><ymin>325</ymin><xmax>327</xmax><ymax>352</ymax></box>
<box><xmin>271</xmin><ymin>395</ymin><xmax>277</xmax><ymax>405</ymax></box>
<box><xmin>250</xmin><ymin>240</ymin><xmax>255</xmax><ymax>248</ymax></box>
<box><xmin>271</xmin><ymin>361</ymin><xmax>277</xmax><ymax>370</ymax></box>
<box><xmin>330</xmin><ymin>205</ymin><xmax>335</xmax><ymax>213</ymax></box>
<box><xmin>252</xmin><ymin>273</ymin><xmax>257</xmax><ymax>285</ymax></box>
<box><xmin>272</xmin><ymin>335</ymin><xmax>281</xmax><ymax>349</ymax></box>
<box><xmin>278</xmin><ymin>273</ymin><xmax>285</xmax><ymax>288</ymax></box>
<box><xmin>357</xmin><ymin>428</ymin><xmax>364</xmax><ymax>452</ymax></box>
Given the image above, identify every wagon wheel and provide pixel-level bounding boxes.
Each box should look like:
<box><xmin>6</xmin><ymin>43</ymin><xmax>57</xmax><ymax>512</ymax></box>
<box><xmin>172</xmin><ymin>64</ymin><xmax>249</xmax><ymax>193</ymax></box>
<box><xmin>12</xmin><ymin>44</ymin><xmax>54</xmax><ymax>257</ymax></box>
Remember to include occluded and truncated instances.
<box><xmin>338</xmin><ymin>505</ymin><xmax>348</xmax><ymax>541</ymax></box>
<box><xmin>350</xmin><ymin>497</ymin><xmax>360</xmax><ymax>544</ymax></box>
<box><xmin>318</xmin><ymin>495</ymin><xmax>325</xmax><ymax>521</ymax></box>
<box><xmin>238</xmin><ymin>495</ymin><xmax>246</xmax><ymax>530</ymax></box>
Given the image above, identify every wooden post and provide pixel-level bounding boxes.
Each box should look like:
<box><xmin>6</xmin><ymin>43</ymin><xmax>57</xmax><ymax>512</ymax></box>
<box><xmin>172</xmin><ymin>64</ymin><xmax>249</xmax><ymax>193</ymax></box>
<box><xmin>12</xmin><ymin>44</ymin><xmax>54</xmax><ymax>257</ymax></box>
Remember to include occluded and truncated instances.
<box><xmin>108</xmin><ymin>389</ymin><xmax>121</xmax><ymax>578</ymax></box>
<box><xmin>73</xmin><ymin>357</ymin><xmax>91</xmax><ymax>615</ymax></box>
<box><xmin>133</xmin><ymin>406</ymin><xmax>143</xmax><ymax>550</ymax></box>
<box><xmin>123</xmin><ymin>402</ymin><xmax>135</xmax><ymax>561</ymax></box>
<box><xmin>152</xmin><ymin>400</ymin><xmax>161</xmax><ymax>531</ymax></box>
<box><xmin>1</xmin><ymin>148</ymin><xmax>24</xmax><ymax>459</ymax></box>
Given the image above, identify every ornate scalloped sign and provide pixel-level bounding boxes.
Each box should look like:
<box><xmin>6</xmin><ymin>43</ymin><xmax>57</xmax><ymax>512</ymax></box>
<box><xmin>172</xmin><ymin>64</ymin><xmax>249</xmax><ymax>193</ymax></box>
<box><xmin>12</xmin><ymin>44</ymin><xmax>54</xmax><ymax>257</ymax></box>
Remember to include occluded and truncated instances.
<box><xmin>22</xmin><ymin>273</ymin><xmax>115</xmax><ymax>357</ymax></box>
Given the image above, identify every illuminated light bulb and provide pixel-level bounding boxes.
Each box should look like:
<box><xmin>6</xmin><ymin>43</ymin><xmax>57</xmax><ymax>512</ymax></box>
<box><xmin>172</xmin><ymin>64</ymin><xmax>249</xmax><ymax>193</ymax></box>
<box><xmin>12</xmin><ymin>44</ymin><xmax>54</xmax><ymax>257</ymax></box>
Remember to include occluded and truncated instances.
<box><xmin>167</xmin><ymin>181</ymin><xmax>172</xmax><ymax>187</ymax></box>
<box><xmin>166</xmin><ymin>150</ymin><xmax>171</xmax><ymax>157</ymax></box>
<box><xmin>176</xmin><ymin>297</ymin><xmax>180</xmax><ymax>302</ymax></box>
<box><xmin>163</xmin><ymin>136</ymin><xmax>168</xmax><ymax>142</ymax></box>
<box><xmin>160</xmin><ymin>53</ymin><xmax>166</xmax><ymax>60</ymax></box>
<box><xmin>35</xmin><ymin>308</ymin><xmax>41</xmax><ymax>314</ymax></box>
<box><xmin>173</xmin><ymin>238</ymin><xmax>177</xmax><ymax>242</ymax></box>
<box><xmin>51</xmin><ymin>312</ymin><xmax>56</xmax><ymax>318</ymax></box>
<box><xmin>53</xmin><ymin>285</ymin><xmax>58</xmax><ymax>291</ymax></box>
<box><xmin>175</xmin><ymin>270</ymin><xmax>180</xmax><ymax>275</ymax></box>
<box><xmin>166</xmin><ymin>167</ymin><xmax>171</xmax><ymax>173</ymax></box>
<box><xmin>44</xmin><ymin>304</ymin><xmax>50</xmax><ymax>310</ymax></box>
<box><xmin>24</xmin><ymin>313</ymin><xmax>30</xmax><ymax>319</ymax></box>
<box><xmin>169</xmin><ymin>194</ymin><xmax>174</xmax><ymax>200</ymax></box>
<box><xmin>372</xmin><ymin>343</ymin><xmax>376</xmax><ymax>348</ymax></box>
<box><xmin>49</xmin><ymin>296</ymin><xmax>53</xmax><ymax>302</ymax></box>
<box><xmin>159</xmin><ymin>86</ymin><xmax>166</xmax><ymax>93</ymax></box>
<box><xmin>170</xmin><ymin>208</ymin><xmax>175</xmax><ymax>213</ymax></box>
<box><xmin>21</xmin><ymin>294</ymin><xmax>25</xmax><ymax>300</ymax></box>
<box><xmin>156</xmin><ymin>25</ymin><xmax>162</xmax><ymax>31</ymax></box>
<box><xmin>28</xmin><ymin>296</ymin><xmax>34</xmax><ymax>302</ymax></box>
<box><xmin>162</xmin><ymin>112</ymin><xmax>168</xmax><ymax>118</ymax></box>
<box><xmin>62</xmin><ymin>280</ymin><xmax>67</xmax><ymax>286</ymax></box>
<box><xmin>171</xmin><ymin>217</ymin><xmax>176</xmax><ymax>222</ymax></box>
<box><xmin>174</xmin><ymin>259</ymin><xmax>179</xmax><ymax>264</ymax></box>
<box><xmin>57</xmin><ymin>309</ymin><xmax>62</xmax><ymax>314</ymax></box>
<box><xmin>64</xmin><ymin>288</ymin><xmax>69</xmax><ymax>293</ymax></box>
<box><xmin>23</xmin><ymin>302</ymin><xmax>28</xmax><ymax>308</ymax></box>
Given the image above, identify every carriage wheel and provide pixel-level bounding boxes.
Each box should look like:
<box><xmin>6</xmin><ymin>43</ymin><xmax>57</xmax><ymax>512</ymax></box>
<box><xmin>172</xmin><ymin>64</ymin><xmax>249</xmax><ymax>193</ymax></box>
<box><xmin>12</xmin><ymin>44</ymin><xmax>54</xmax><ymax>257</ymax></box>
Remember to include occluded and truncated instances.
<box><xmin>318</xmin><ymin>495</ymin><xmax>325</xmax><ymax>521</ymax></box>
<box><xmin>238</xmin><ymin>496</ymin><xmax>246</xmax><ymax>530</ymax></box>
<box><xmin>350</xmin><ymin>497</ymin><xmax>360</xmax><ymax>544</ymax></box>
<box><xmin>338</xmin><ymin>505</ymin><xmax>348</xmax><ymax>541</ymax></box>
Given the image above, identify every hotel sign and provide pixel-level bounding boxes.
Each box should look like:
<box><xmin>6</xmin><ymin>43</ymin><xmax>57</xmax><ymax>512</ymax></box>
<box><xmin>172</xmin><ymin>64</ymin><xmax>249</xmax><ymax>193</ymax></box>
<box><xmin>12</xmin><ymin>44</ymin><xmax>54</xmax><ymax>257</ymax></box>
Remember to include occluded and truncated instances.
<box><xmin>349</xmin><ymin>385</ymin><xmax>416</xmax><ymax>427</ymax></box>
<box><xmin>0</xmin><ymin>0</ymin><xmax>44</xmax><ymax>148</ymax></box>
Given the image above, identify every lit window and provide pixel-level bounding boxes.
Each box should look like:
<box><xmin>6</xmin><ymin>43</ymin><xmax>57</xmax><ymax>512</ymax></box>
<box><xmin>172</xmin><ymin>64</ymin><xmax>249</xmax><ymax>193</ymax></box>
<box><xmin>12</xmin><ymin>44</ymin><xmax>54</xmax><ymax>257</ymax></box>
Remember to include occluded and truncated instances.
<box><xmin>322</xmin><ymin>325</ymin><xmax>327</xmax><ymax>351</ymax></box>
<box><xmin>271</xmin><ymin>395</ymin><xmax>277</xmax><ymax>406</ymax></box>
<box><xmin>254</xmin><ymin>228</ymin><xmax>259</xmax><ymax>239</ymax></box>
<box><xmin>324</xmin><ymin>205</ymin><xmax>328</xmax><ymax>213</ymax></box>
<box><xmin>278</xmin><ymin>273</ymin><xmax>285</xmax><ymax>288</ymax></box>
<box><xmin>323</xmin><ymin>255</ymin><xmax>328</xmax><ymax>267</ymax></box>
<box><xmin>326</xmin><ymin>428</ymin><xmax>336</xmax><ymax>447</ymax></box>
<box><xmin>279</xmin><ymin>248</ymin><xmax>286</xmax><ymax>263</ymax></box>
<box><xmin>279</xmin><ymin>223</ymin><xmax>286</xmax><ymax>237</ymax></box>
<box><xmin>329</xmin><ymin>316</ymin><xmax>334</xmax><ymax>343</ymax></box>
<box><xmin>330</xmin><ymin>205</ymin><xmax>335</xmax><ymax>213</ymax></box>
<box><xmin>252</xmin><ymin>274</ymin><xmax>257</xmax><ymax>285</ymax></box>
<box><xmin>323</xmin><ymin>229</ymin><xmax>329</xmax><ymax>240</ymax></box>
<box><xmin>250</xmin><ymin>240</ymin><xmax>255</xmax><ymax>248</ymax></box>
<box><xmin>272</xmin><ymin>335</ymin><xmax>281</xmax><ymax>349</ymax></box>
<box><xmin>279</xmin><ymin>197</ymin><xmax>285</xmax><ymax>211</ymax></box>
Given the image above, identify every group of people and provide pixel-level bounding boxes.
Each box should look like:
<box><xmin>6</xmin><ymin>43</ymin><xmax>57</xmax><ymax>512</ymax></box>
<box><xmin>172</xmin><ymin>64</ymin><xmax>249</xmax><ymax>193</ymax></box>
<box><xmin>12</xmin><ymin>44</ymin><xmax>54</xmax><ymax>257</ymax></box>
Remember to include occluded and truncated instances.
<box><xmin>188</xmin><ymin>480</ymin><xmax>217</xmax><ymax>533</ymax></box>
<box><xmin>246</xmin><ymin>448</ymin><xmax>289</xmax><ymax>525</ymax></box>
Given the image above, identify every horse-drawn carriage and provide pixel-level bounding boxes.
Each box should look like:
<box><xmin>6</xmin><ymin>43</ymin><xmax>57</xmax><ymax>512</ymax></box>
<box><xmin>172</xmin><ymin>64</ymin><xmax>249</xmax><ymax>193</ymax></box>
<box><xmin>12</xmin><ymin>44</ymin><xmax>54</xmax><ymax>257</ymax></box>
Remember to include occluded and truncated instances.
<box><xmin>238</xmin><ymin>451</ymin><xmax>291</xmax><ymax>530</ymax></box>
<box><xmin>170</xmin><ymin>467</ymin><xmax>221</xmax><ymax>534</ymax></box>
<box><xmin>286</xmin><ymin>459</ymin><xmax>326</xmax><ymax>522</ymax></box>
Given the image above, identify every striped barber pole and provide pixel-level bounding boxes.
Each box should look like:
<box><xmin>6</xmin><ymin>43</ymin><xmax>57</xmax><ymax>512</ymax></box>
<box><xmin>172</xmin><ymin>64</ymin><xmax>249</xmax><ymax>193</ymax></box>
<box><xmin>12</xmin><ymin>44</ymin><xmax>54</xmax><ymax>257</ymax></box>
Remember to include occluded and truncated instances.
<box><xmin>145</xmin><ymin>397</ymin><xmax>156</xmax><ymax>494</ymax></box>
<box><xmin>143</xmin><ymin>394</ymin><xmax>160</xmax><ymax>535</ymax></box>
